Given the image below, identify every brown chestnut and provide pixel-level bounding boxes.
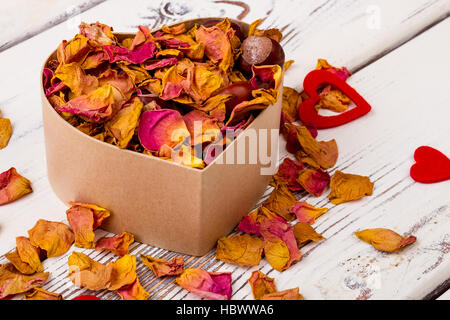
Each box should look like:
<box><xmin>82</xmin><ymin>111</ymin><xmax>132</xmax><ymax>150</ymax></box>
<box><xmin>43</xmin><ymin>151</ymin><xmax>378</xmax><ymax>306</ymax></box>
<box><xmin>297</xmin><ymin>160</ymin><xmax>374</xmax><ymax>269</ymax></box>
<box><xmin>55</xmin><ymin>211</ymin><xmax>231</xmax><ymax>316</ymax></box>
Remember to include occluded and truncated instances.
<box><xmin>238</xmin><ymin>36</ymin><xmax>285</xmax><ymax>74</ymax></box>
<box><xmin>214</xmin><ymin>81</ymin><xmax>253</xmax><ymax>116</ymax></box>
<box><xmin>201</xmin><ymin>19</ymin><xmax>245</xmax><ymax>41</ymax></box>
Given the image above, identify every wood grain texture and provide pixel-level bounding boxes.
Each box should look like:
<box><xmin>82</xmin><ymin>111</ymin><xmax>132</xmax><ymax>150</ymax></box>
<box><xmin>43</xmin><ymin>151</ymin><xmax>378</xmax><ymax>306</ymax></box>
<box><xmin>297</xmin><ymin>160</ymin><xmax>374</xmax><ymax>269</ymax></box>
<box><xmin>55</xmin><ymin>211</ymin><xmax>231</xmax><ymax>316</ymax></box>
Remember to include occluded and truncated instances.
<box><xmin>0</xmin><ymin>0</ymin><xmax>449</xmax><ymax>300</ymax></box>
<box><xmin>437</xmin><ymin>288</ymin><xmax>450</xmax><ymax>300</ymax></box>
<box><xmin>0</xmin><ymin>0</ymin><xmax>106</xmax><ymax>52</ymax></box>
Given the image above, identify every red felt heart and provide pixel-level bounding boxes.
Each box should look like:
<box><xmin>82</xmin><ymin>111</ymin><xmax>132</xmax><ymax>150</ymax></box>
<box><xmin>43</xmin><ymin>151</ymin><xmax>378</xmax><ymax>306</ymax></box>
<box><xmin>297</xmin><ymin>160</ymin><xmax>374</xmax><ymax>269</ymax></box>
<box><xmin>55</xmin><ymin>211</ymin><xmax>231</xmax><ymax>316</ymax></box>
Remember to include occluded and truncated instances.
<box><xmin>410</xmin><ymin>146</ymin><xmax>450</xmax><ymax>183</ymax></box>
<box><xmin>298</xmin><ymin>70</ymin><xmax>372</xmax><ymax>129</ymax></box>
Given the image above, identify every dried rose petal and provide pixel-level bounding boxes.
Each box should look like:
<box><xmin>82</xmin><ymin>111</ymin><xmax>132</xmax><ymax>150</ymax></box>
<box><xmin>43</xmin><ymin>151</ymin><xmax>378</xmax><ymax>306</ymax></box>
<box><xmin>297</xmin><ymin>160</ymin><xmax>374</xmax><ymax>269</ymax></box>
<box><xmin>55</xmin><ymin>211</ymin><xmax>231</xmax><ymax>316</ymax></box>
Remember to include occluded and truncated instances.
<box><xmin>290</xmin><ymin>202</ymin><xmax>328</xmax><ymax>224</ymax></box>
<box><xmin>260</xmin><ymin>218</ymin><xmax>302</xmax><ymax>271</ymax></box>
<box><xmin>103</xmin><ymin>42</ymin><xmax>157</xmax><ymax>64</ymax></box>
<box><xmin>281</xmin><ymin>86</ymin><xmax>301</xmax><ymax>123</ymax></box>
<box><xmin>98</xmin><ymin>69</ymin><xmax>136</xmax><ymax>101</ymax></box>
<box><xmin>161</xmin><ymin>23</ymin><xmax>187</xmax><ymax>35</ymax></box>
<box><xmin>282</xmin><ymin>123</ymin><xmax>302</xmax><ymax>154</ymax></box>
<box><xmin>25</xmin><ymin>288</ymin><xmax>63</xmax><ymax>300</ymax></box>
<box><xmin>57</xmin><ymin>34</ymin><xmax>91</xmax><ymax>65</ymax></box>
<box><xmin>355</xmin><ymin>228</ymin><xmax>416</xmax><ymax>252</ymax></box>
<box><xmin>142</xmin><ymin>57</ymin><xmax>178</xmax><ymax>71</ymax></box>
<box><xmin>296</xmin><ymin>126</ymin><xmax>338</xmax><ymax>169</ymax></box>
<box><xmin>315</xmin><ymin>58</ymin><xmax>351</xmax><ymax>81</ymax></box>
<box><xmin>68</xmin><ymin>252</ymin><xmax>136</xmax><ymax>291</ymax></box>
<box><xmin>137</xmin><ymin>109</ymin><xmax>190</xmax><ymax>152</ymax></box>
<box><xmin>0</xmin><ymin>168</ymin><xmax>32</xmax><ymax>205</ymax></box>
<box><xmin>296</xmin><ymin>168</ymin><xmax>330</xmax><ymax>196</ymax></box>
<box><xmin>104</xmin><ymin>97</ymin><xmax>143</xmax><ymax>149</ymax></box>
<box><xmin>54</xmin><ymin>62</ymin><xmax>98</xmax><ymax>97</ymax></box>
<box><xmin>117</xmin><ymin>277</ymin><xmax>149</xmax><ymax>300</ymax></box>
<box><xmin>68</xmin><ymin>252</ymin><xmax>112</xmax><ymax>290</ymax></box>
<box><xmin>261</xmin><ymin>287</ymin><xmax>305</xmax><ymax>300</ymax></box>
<box><xmin>226</xmin><ymin>88</ymin><xmax>277</xmax><ymax>126</ymax></box>
<box><xmin>283</xmin><ymin>60</ymin><xmax>295</xmax><ymax>71</ymax></box>
<box><xmin>293</xmin><ymin>223</ymin><xmax>325</xmax><ymax>246</ymax></box>
<box><xmin>248</xmin><ymin>270</ymin><xmax>277</xmax><ymax>300</ymax></box>
<box><xmin>183</xmin><ymin>110</ymin><xmax>220</xmax><ymax>145</ymax></box>
<box><xmin>5</xmin><ymin>250</ymin><xmax>36</xmax><ymax>275</ymax></box>
<box><xmin>216</xmin><ymin>235</ymin><xmax>264</xmax><ymax>267</ymax></box>
<box><xmin>0</xmin><ymin>117</ymin><xmax>12</xmax><ymax>149</ymax></box>
<box><xmin>0</xmin><ymin>264</ymin><xmax>49</xmax><ymax>299</ymax></box>
<box><xmin>56</xmin><ymin>84</ymin><xmax>116</xmax><ymax>123</ymax></box>
<box><xmin>250</xmin><ymin>65</ymin><xmax>282</xmax><ymax>90</ymax></box>
<box><xmin>329</xmin><ymin>171</ymin><xmax>374</xmax><ymax>205</ymax></box>
<box><xmin>195</xmin><ymin>25</ymin><xmax>234</xmax><ymax>72</ymax></box>
<box><xmin>273</xmin><ymin>158</ymin><xmax>305</xmax><ymax>191</ymax></box>
<box><xmin>159</xmin><ymin>65</ymin><xmax>187</xmax><ymax>100</ymax></box>
<box><xmin>66</xmin><ymin>202</ymin><xmax>111</xmax><ymax>249</ymax></box>
<box><xmin>316</xmin><ymin>85</ymin><xmax>351</xmax><ymax>113</ymax></box>
<box><xmin>140</xmin><ymin>254</ymin><xmax>184</xmax><ymax>278</ymax></box>
<box><xmin>28</xmin><ymin>219</ymin><xmax>74</xmax><ymax>257</ymax></box>
<box><xmin>263</xmin><ymin>183</ymin><xmax>298</xmax><ymax>221</ymax></box>
<box><xmin>71</xmin><ymin>295</ymin><xmax>101</xmax><ymax>300</ymax></box>
<box><xmin>176</xmin><ymin>268</ymin><xmax>232</xmax><ymax>300</ymax></box>
<box><xmin>79</xmin><ymin>22</ymin><xmax>116</xmax><ymax>46</ymax></box>
<box><xmin>237</xmin><ymin>207</ymin><xmax>286</xmax><ymax>236</ymax></box>
<box><xmin>108</xmin><ymin>254</ymin><xmax>137</xmax><ymax>290</ymax></box>
<box><xmin>95</xmin><ymin>232</ymin><xmax>134</xmax><ymax>256</ymax></box>
<box><xmin>45</xmin><ymin>81</ymin><xmax>67</xmax><ymax>97</ymax></box>
<box><xmin>15</xmin><ymin>237</ymin><xmax>43</xmax><ymax>273</ymax></box>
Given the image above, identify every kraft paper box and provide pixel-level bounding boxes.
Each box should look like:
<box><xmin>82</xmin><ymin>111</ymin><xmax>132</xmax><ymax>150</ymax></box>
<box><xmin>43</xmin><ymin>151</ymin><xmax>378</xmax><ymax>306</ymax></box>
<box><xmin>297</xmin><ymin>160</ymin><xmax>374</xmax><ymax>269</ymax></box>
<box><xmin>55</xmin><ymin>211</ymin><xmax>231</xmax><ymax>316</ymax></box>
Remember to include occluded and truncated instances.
<box><xmin>41</xmin><ymin>18</ymin><xmax>283</xmax><ymax>256</ymax></box>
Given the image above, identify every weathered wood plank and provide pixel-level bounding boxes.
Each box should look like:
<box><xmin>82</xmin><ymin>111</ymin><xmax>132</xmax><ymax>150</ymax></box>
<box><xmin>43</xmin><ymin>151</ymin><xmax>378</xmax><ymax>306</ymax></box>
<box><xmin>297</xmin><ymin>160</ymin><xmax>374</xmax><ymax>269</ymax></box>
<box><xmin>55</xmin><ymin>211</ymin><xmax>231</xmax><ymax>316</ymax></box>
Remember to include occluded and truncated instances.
<box><xmin>437</xmin><ymin>287</ymin><xmax>450</xmax><ymax>300</ymax></box>
<box><xmin>0</xmin><ymin>0</ymin><xmax>106</xmax><ymax>52</ymax></box>
<box><xmin>0</xmin><ymin>0</ymin><xmax>449</xmax><ymax>300</ymax></box>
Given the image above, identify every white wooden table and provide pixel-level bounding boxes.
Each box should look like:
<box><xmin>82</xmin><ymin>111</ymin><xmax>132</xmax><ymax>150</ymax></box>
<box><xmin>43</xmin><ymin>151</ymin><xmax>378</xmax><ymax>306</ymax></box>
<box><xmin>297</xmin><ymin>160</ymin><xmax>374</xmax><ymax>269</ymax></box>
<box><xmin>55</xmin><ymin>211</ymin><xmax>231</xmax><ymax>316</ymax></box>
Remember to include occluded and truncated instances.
<box><xmin>0</xmin><ymin>0</ymin><xmax>449</xmax><ymax>300</ymax></box>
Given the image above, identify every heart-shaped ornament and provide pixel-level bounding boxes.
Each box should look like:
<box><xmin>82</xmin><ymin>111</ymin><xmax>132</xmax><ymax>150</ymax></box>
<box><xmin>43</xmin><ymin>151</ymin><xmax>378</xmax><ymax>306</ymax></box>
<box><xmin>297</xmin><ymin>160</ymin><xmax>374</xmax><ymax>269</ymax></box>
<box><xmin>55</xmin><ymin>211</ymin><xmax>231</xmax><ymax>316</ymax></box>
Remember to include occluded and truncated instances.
<box><xmin>298</xmin><ymin>70</ymin><xmax>372</xmax><ymax>129</ymax></box>
<box><xmin>410</xmin><ymin>146</ymin><xmax>450</xmax><ymax>183</ymax></box>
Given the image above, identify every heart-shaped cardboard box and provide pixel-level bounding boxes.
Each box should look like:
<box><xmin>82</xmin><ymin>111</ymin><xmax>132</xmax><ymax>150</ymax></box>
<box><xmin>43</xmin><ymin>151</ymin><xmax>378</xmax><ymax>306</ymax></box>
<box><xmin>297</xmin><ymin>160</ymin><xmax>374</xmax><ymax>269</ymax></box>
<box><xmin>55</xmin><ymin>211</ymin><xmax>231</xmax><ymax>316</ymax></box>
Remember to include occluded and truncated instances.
<box><xmin>41</xmin><ymin>18</ymin><xmax>283</xmax><ymax>256</ymax></box>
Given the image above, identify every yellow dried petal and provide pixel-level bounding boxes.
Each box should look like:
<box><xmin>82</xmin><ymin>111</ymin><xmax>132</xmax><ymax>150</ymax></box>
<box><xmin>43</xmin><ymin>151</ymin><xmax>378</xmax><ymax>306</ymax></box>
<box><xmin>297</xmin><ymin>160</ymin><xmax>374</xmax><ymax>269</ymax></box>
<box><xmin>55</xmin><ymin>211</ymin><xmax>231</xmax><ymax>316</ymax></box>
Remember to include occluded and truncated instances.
<box><xmin>108</xmin><ymin>254</ymin><xmax>137</xmax><ymax>290</ymax></box>
<box><xmin>0</xmin><ymin>117</ymin><xmax>12</xmax><ymax>149</ymax></box>
<box><xmin>355</xmin><ymin>228</ymin><xmax>416</xmax><ymax>252</ymax></box>
<box><xmin>0</xmin><ymin>168</ymin><xmax>33</xmax><ymax>205</ymax></box>
<box><xmin>66</xmin><ymin>202</ymin><xmax>111</xmax><ymax>249</ymax></box>
<box><xmin>263</xmin><ymin>183</ymin><xmax>297</xmax><ymax>221</ymax></box>
<box><xmin>316</xmin><ymin>85</ymin><xmax>351</xmax><ymax>113</ymax></box>
<box><xmin>0</xmin><ymin>264</ymin><xmax>49</xmax><ymax>298</ymax></box>
<box><xmin>105</xmin><ymin>97</ymin><xmax>143</xmax><ymax>148</ymax></box>
<box><xmin>284</xmin><ymin>60</ymin><xmax>295</xmax><ymax>71</ymax></box>
<box><xmin>140</xmin><ymin>255</ymin><xmax>184</xmax><ymax>278</ymax></box>
<box><xmin>16</xmin><ymin>236</ymin><xmax>43</xmax><ymax>273</ymax></box>
<box><xmin>293</xmin><ymin>222</ymin><xmax>325</xmax><ymax>246</ymax></box>
<box><xmin>282</xmin><ymin>86</ymin><xmax>300</xmax><ymax>123</ymax></box>
<box><xmin>4</xmin><ymin>250</ymin><xmax>36</xmax><ymax>275</ymax></box>
<box><xmin>25</xmin><ymin>288</ymin><xmax>63</xmax><ymax>300</ymax></box>
<box><xmin>261</xmin><ymin>287</ymin><xmax>305</xmax><ymax>300</ymax></box>
<box><xmin>68</xmin><ymin>252</ymin><xmax>112</xmax><ymax>290</ymax></box>
<box><xmin>296</xmin><ymin>125</ymin><xmax>338</xmax><ymax>169</ymax></box>
<box><xmin>55</xmin><ymin>62</ymin><xmax>98</xmax><ymax>97</ymax></box>
<box><xmin>28</xmin><ymin>219</ymin><xmax>74</xmax><ymax>257</ymax></box>
<box><xmin>248</xmin><ymin>270</ymin><xmax>277</xmax><ymax>300</ymax></box>
<box><xmin>329</xmin><ymin>171</ymin><xmax>374</xmax><ymax>205</ymax></box>
<box><xmin>291</xmin><ymin>201</ymin><xmax>328</xmax><ymax>224</ymax></box>
<box><xmin>216</xmin><ymin>235</ymin><xmax>264</xmax><ymax>267</ymax></box>
<box><xmin>264</xmin><ymin>239</ymin><xmax>290</xmax><ymax>272</ymax></box>
<box><xmin>117</xmin><ymin>278</ymin><xmax>149</xmax><ymax>300</ymax></box>
<box><xmin>95</xmin><ymin>231</ymin><xmax>135</xmax><ymax>257</ymax></box>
